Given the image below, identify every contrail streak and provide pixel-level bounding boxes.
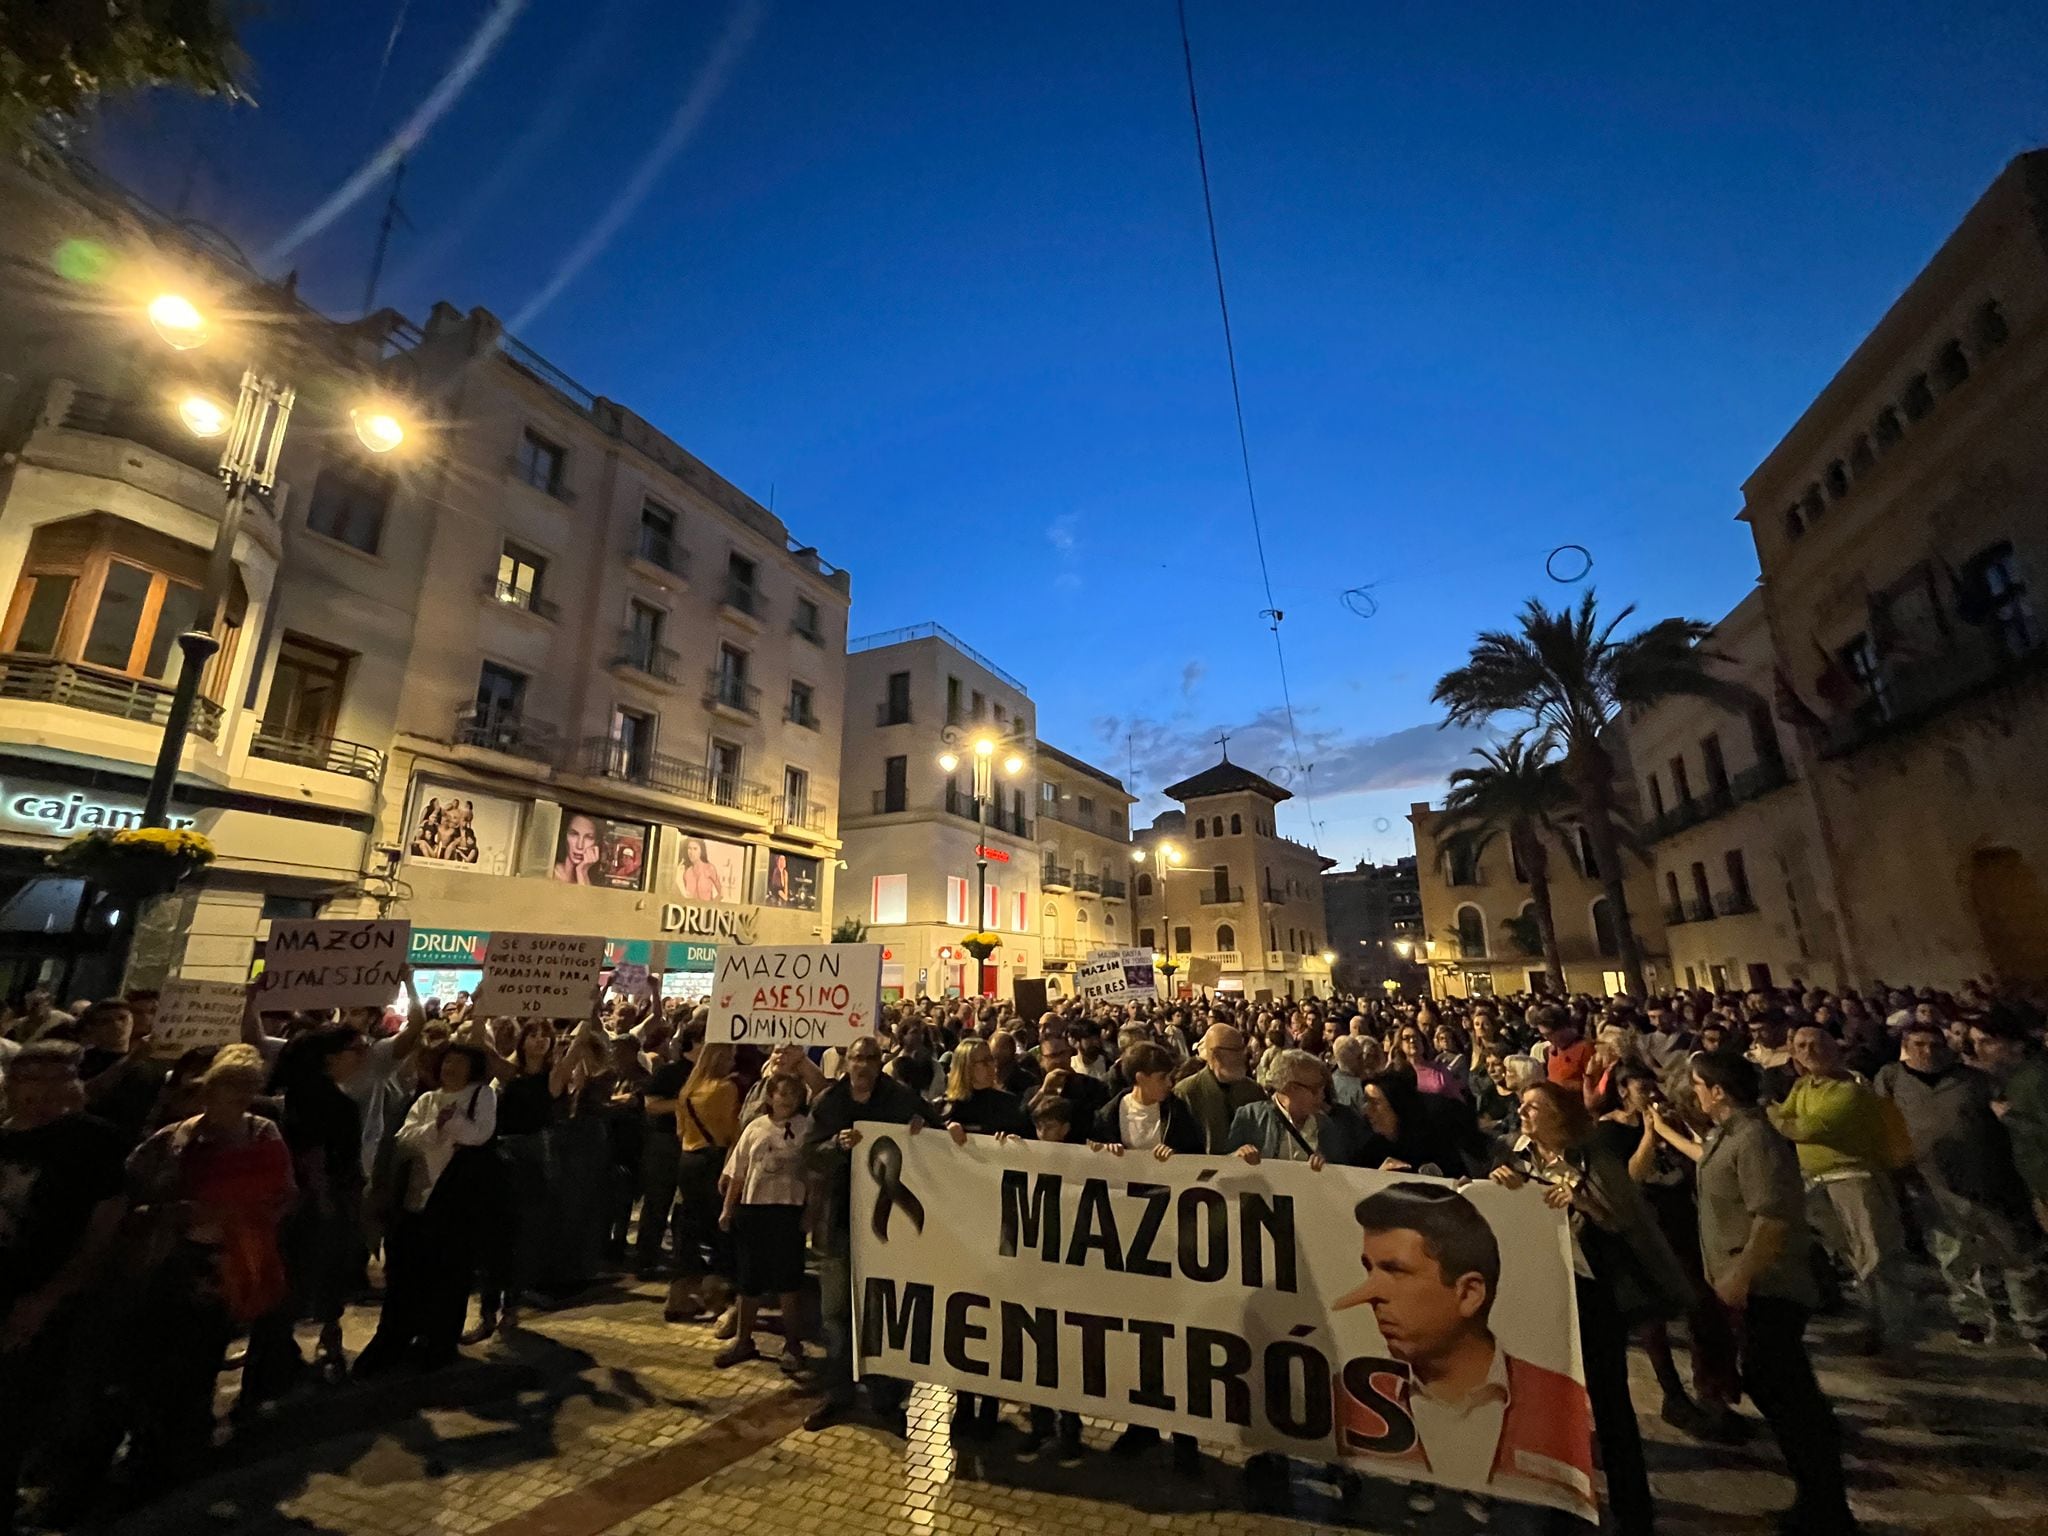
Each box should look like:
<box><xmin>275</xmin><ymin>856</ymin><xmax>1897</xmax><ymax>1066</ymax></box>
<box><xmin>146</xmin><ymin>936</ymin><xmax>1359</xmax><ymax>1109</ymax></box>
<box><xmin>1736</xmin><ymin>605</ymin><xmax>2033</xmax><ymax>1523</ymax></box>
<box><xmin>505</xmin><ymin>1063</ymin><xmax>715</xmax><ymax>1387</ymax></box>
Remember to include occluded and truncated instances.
<box><xmin>509</xmin><ymin>0</ymin><xmax>765</xmax><ymax>332</ymax></box>
<box><xmin>389</xmin><ymin>0</ymin><xmax>639</xmax><ymax>296</ymax></box>
<box><xmin>264</xmin><ymin>0</ymin><xmax>527</xmax><ymax>267</ymax></box>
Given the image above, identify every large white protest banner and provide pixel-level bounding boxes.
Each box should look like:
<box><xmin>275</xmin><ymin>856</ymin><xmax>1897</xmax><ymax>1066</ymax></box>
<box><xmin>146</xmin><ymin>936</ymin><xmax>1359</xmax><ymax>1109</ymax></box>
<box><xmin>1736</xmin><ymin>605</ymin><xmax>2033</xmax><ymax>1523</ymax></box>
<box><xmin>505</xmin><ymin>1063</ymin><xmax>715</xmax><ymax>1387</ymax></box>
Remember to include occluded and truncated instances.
<box><xmin>851</xmin><ymin>1129</ymin><xmax>1596</xmax><ymax>1524</ymax></box>
<box><xmin>1077</xmin><ymin>946</ymin><xmax>1155</xmax><ymax>1005</ymax></box>
<box><xmin>475</xmin><ymin>932</ymin><xmax>607</xmax><ymax>1018</ymax></box>
<box><xmin>153</xmin><ymin>977</ymin><xmax>249</xmax><ymax>1057</ymax></box>
<box><xmin>710</xmin><ymin>943</ymin><xmax>880</xmax><ymax>1045</ymax></box>
<box><xmin>256</xmin><ymin>920</ymin><xmax>411</xmax><ymax>1010</ymax></box>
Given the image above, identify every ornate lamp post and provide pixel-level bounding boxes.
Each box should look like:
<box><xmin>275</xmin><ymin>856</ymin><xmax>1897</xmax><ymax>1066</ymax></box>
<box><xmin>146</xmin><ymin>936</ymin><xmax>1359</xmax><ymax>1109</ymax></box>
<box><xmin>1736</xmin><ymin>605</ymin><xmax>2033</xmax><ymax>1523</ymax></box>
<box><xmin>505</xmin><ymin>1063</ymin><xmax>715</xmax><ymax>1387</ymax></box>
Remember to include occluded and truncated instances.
<box><xmin>138</xmin><ymin>288</ymin><xmax>408</xmax><ymax>828</ymax></box>
<box><xmin>1131</xmin><ymin>839</ymin><xmax>1183</xmax><ymax>998</ymax></box>
<box><xmin>938</xmin><ymin>725</ymin><xmax>1027</xmax><ymax>991</ymax></box>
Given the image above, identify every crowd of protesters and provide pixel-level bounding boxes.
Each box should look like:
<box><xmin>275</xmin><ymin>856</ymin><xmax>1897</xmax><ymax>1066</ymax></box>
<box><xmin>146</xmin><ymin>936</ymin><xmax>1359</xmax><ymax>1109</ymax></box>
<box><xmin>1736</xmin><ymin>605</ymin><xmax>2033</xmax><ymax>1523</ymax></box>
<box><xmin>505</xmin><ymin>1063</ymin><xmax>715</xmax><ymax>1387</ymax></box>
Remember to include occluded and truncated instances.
<box><xmin>3</xmin><ymin>968</ymin><xmax>2047</xmax><ymax>1535</ymax></box>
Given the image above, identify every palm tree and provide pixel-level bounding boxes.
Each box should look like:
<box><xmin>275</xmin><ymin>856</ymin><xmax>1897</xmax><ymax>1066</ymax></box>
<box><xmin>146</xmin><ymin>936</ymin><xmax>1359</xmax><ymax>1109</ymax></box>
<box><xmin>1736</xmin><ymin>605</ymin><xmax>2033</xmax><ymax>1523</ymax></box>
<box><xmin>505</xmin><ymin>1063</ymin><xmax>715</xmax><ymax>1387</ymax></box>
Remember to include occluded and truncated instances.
<box><xmin>1432</xmin><ymin>590</ymin><xmax>1754</xmax><ymax>996</ymax></box>
<box><xmin>1437</xmin><ymin>732</ymin><xmax>1573</xmax><ymax>995</ymax></box>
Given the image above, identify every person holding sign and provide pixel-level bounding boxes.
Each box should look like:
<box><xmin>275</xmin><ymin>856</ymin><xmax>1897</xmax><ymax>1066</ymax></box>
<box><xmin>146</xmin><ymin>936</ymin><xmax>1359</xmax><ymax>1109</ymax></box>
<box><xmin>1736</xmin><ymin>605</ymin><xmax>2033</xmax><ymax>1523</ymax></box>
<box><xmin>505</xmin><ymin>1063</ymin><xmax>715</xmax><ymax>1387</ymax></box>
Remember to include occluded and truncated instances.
<box><xmin>799</xmin><ymin>1035</ymin><xmax>938</xmax><ymax>1433</ymax></box>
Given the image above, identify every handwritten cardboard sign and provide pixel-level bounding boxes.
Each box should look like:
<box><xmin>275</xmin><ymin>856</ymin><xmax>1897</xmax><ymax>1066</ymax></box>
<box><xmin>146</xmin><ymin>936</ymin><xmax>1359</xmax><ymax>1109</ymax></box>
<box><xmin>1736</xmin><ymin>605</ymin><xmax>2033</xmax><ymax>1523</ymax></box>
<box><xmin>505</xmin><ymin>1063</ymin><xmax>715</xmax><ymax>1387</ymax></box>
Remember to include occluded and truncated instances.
<box><xmin>1078</xmin><ymin>946</ymin><xmax>1156</xmax><ymax>1005</ymax></box>
<box><xmin>153</xmin><ymin>977</ymin><xmax>249</xmax><ymax>1057</ymax></box>
<box><xmin>709</xmin><ymin>943</ymin><xmax>880</xmax><ymax>1045</ymax></box>
<box><xmin>257</xmin><ymin>920</ymin><xmax>411</xmax><ymax>1011</ymax></box>
<box><xmin>476</xmin><ymin>931</ymin><xmax>607</xmax><ymax>1018</ymax></box>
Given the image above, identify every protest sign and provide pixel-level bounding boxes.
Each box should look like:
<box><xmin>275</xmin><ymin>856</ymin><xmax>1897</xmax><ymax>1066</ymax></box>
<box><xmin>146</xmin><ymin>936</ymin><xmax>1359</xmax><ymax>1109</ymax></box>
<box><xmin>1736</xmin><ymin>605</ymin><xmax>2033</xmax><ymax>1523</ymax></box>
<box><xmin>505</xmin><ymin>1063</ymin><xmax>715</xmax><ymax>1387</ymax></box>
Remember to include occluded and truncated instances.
<box><xmin>1078</xmin><ymin>946</ymin><xmax>1156</xmax><ymax>1005</ymax></box>
<box><xmin>709</xmin><ymin>943</ymin><xmax>880</xmax><ymax>1045</ymax></box>
<box><xmin>475</xmin><ymin>932</ymin><xmax>607</xmax><ymax>1018</ymax></box>
<box><xmin>153</xmin><ymin>977</ymin><xmax>249</xmax><ymax>1057</ymax></box>
<box><xmin>852</xmin><ymin>1130</ymin><xmax>1595</xmax><ymax>1524</ymax></box>
<box><xmin>609</xmin><ymin>960</ymin><xmax>651</xmax><ymax>998</ymax></box>
<box><xmin>256</xmin><ymin>920</ymin><xmax>411</xmax><ymax>1011</ymax></box>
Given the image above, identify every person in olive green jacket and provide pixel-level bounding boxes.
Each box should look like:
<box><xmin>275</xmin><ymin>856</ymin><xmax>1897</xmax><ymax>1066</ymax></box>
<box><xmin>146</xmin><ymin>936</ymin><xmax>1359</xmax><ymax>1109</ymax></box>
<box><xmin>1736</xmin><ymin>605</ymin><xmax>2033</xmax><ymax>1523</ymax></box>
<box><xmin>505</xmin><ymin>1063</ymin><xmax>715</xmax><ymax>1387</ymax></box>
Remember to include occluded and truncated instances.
<box><xmin>1171</xmin><ymin>1024</ymin><xmax>1264</xmax><ymax>1152</ymax></box>
<box><xmin>1773</xmin><ymin>1026</ymin><xmax>1916</xmax><ymax>1355</ymax></box>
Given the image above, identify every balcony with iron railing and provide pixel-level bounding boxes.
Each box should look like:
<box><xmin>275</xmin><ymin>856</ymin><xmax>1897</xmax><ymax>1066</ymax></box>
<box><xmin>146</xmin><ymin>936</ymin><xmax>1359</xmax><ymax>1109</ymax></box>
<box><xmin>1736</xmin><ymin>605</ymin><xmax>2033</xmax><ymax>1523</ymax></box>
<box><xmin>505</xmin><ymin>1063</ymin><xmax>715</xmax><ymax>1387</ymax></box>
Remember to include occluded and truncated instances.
<box><xmin>483</xmin><ymin>574</ymin><xmax>558</xmax><ymax>621</ymax></box>
<box><xmin>875</xmin><ymin>701</ymin><xmax>913</xmax><ymax>727</ymax></box>
<box><xmin>571</xmin><ymin>736</ymin><xmax>770</xmax><ymax>814</ymax></box>
<box><xmin>785</xmin><ymin>700</ymin><xmax>820</xmax><ymax>730</ymax></box>
<box><xmin>1820</xmin><ymin>627</ymin><xmax>2047</xmax><ymax>758</ymax></box>
<box><xmin>705</xmin><ymin>669</ymin><xmax>761</xmax><ymax>719</ymax></box>
<box><xmin>1714</xmin><ymin>888</ymin><xmax>1759</xmax><ymax>918</ymax></box>
<box><xmin>24</xmin><ymin>380</ymin><xmax>243</xmax><ymax>522</ymax></box>
<box><xmin>776</xmin><ymin>798</ymin><xmax>830</xmax><ymax>833</ymax></box>
<box><xmin>0</xmin><ymin>651</ymin><xmax>227</xmax><ymax>741</ymax></box>
<box><xmin>1645</xmin><ymin>762</ymin><xmax>1791</xmax><ymax>843</ymax></box>
<box><xmin>722</xmin><ymin>578</ymin><xmax>763</xmax><ymax>623</ymax></box>
<box><xmin>1073</xmin><ymin>872</ymin><xmax>1102</xmax><ymax>896</ymax></box>
<box><xmin>1100</xmin><ymin>876</ymin><xmax>1128</xmax><ymax>901</ymax></box>
<box><xmin>945</xmin><ymin>783</ymin><xmax>1030</xmax><ymax>837</ymax></box>
<box><xmin>632</xmin><ymin>527</ymin><xmax>689</xmax><ymax>578</ymax></box>
<box><xmin>452</xmin><ymin>702</ymin><xmax>559</xmax><ymax>761</ymax></box>
<box><xmin>1686</xmin><ymin>897</ymin><xmax>1714</xmax><ymax>924</ymax></box>
<box><xmin>249</xmin><ymin>727</ymin><xmax>384</xmax><ymax>781</ymax></box>
<box><xmin>612</xmin><ymin>630</ymin><xmax>678</xmax><ymax>683</ymax></box>
<box><xmin>1663</xmin><ymin>903</ymin><xmax>1689</xmax><ymax>927</ymax></box>
<box><xmin>1201</xmin><ymin>885</ymin><xmax>1246</xmax><ymax>905</ymax></box>
<box><xmin>1042</xmin><ymin>864</ymin><xmax>1074</xmax><ymax>891</ymax></box>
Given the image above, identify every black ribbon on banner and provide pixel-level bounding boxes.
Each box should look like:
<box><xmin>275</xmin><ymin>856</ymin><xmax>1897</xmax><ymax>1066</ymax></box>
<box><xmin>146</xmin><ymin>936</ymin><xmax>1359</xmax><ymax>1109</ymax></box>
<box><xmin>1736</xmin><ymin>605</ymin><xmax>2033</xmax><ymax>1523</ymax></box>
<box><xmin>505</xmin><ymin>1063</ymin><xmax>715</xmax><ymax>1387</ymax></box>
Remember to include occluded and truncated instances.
<box><xmin>867</xmin><ymin>1135</ymin><xmax>926</xmax><ymax>1243</ymax></box>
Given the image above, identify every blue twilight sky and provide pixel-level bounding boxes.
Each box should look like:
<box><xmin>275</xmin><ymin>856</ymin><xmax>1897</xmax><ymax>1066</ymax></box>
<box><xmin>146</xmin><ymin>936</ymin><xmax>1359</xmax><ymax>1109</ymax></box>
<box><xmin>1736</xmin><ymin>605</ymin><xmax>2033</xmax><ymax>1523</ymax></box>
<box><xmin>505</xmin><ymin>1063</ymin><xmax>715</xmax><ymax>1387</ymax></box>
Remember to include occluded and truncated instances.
<box><xmin>85</xmin><ymin>0</ymin><xmax>2048</xmax><ymax>865</ymax></box>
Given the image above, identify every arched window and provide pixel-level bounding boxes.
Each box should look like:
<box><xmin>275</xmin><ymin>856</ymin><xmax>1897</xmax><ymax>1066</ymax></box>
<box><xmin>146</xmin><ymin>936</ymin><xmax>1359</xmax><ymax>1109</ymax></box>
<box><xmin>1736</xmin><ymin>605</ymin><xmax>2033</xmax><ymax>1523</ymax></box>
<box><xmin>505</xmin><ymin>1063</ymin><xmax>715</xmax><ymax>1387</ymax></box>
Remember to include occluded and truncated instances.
<box><xmin>1077</xmin><ymin>908</ymin><xmax>1089</xmax><ymax>925</ymax></box>
<box><xmin>1591</xmin><ymin>897</ymin><xmax>1621</xmax><ymax>957</ymax></box>
<box><xmin>1216</xmin><ymin>923</ymin><xmax>1236</xmax><ymax>951</ymax></box>
<box><xmin>1193</xmin><ymin>819</ymin><xmax>1206</xmax><ymax>839</ymax></box>
<box><xmin>1042</xmin><ymin>902</ymin><xmax>1059</xmax><ymax>939</ymax></box>
<box><xmin>1230</xmin><ymin>813</ymin><xmax>1242</xmax><ymax>835</ymax></box>
<box><xmin>1783</xmin><ymin>506</ymin><xmax>1805</xmax><ymax>542</ymax></box>
<box><xmin>1455</xmin><ymin>904</ymin><xmax>1487</xmax><ymax>960</ymax></box>
<box><xmin>1136</xmin><ymin>872</ymin><xmax>1153</xmax><ymax>897</ymax></box>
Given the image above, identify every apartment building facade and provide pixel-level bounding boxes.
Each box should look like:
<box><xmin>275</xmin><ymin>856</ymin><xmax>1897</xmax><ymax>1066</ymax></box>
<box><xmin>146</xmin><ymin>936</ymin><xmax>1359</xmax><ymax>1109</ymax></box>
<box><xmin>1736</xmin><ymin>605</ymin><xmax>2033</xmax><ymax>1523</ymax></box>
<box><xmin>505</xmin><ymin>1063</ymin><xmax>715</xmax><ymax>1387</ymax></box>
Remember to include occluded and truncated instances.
<box><xmin>835</xmin><ymin>625</ymin><xmax>1042</xmax><ymax>1000</ymax></box>
<box><xmin>1622</xmin><ymin>592</ymin><xmax>1847</xmax><ymax>992</ymax></box>
<box><xmin>0</xmin><ymin>152</ymin><xmax>406</xmax><ymax>996</ymax></box>
<box><xmin>368</xmin><ymin>304</ymin><xmax>849</xmax><ymax>1003</ymax></box>
<box><xmin>0</xmin><ymin>150</ymin><xmax>849</xmax><ymax>1001</ymax></box>
<box><xmin>1740</xmin><ymin>150</ymin><xmax>2048</xmax><ymax>989</ymax></box>
<box><xmin>1035</xmin><ymin>741</ymin><xmax>1135</xmax><ymax>975</ymax></box>
<box><xmin>1132</xmin><ymin>759</ymin><xmax>1335</xmax><ymax>1000</ymax></box>
<box><xmin>1409</xmin><ymin>796</ymin><xmax>1670</xmax><ymax>1000</ymax></box>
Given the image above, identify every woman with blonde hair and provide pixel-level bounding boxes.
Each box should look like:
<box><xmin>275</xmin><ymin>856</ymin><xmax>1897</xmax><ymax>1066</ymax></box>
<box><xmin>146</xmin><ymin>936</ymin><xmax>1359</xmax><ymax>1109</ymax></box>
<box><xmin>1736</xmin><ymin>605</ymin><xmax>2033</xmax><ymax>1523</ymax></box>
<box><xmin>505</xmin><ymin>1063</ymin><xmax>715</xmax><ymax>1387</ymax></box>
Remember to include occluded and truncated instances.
<box><xmin>668</xmin><ymin>1043</ymin><xmax>739</xmax><ymax>1321</ymax></box>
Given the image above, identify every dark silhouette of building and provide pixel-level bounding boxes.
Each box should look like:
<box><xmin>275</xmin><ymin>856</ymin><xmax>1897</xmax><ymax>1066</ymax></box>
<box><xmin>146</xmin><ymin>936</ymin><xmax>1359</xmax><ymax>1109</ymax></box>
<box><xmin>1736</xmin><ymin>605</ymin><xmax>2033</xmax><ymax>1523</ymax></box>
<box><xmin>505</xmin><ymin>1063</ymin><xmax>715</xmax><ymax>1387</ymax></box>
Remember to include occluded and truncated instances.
<box><xmin>1325</xmin><ymin>856</ymin><xmax>1426</xmax><ymax>996</ymax></box>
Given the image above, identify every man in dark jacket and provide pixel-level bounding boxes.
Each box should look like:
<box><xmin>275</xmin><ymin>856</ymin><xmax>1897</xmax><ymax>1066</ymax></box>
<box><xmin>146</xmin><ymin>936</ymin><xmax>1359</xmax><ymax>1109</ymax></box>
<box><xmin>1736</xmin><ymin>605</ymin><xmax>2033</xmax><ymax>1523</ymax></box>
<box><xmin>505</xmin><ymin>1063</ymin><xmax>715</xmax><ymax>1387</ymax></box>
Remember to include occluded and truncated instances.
<box><xmin>802</xmin><ymin>1035</ymin><xmax>938</xmax><ymax>1430</ymax></box>
<box><xmin>1876</xmin><ymin>1019</ymin><xmax>2046</xmax><ymax>1353</ymax></box>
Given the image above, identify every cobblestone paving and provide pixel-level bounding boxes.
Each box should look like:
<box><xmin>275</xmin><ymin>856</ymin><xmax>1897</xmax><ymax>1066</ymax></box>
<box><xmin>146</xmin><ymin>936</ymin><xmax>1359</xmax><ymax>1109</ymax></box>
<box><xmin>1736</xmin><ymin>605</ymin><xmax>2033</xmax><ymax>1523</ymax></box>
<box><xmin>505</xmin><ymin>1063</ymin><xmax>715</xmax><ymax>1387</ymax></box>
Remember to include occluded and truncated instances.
<box><xmin>104</xmin><ymin>1278</ymin><xmax>2048</xmax><ymax>1536</ymax></box>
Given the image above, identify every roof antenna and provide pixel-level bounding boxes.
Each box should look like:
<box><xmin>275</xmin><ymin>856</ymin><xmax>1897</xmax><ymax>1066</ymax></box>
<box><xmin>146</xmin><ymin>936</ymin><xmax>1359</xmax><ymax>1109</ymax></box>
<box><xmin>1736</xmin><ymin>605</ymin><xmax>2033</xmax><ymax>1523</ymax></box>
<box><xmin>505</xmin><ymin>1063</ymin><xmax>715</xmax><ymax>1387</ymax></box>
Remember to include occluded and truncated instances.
<box><xmin>363</xmin><ymin>157</ymin><xmax>412</xmax><ymax>315</ymax></box>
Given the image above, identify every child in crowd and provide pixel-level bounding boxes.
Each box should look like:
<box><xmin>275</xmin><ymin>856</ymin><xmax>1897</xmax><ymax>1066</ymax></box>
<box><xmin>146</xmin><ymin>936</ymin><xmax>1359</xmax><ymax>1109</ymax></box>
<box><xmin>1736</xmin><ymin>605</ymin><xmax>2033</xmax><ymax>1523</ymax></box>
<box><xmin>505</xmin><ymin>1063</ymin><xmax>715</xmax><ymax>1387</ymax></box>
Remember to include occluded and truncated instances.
<box><xmin>1018</xmin><ymin>1092</ymin><xmax>1085</xmax><ymax>1460</ymax></box>
<box><xmin>716</xmin><ymin>1072</ymin><xmax>811</xmax><ymax>1370</ymax></box>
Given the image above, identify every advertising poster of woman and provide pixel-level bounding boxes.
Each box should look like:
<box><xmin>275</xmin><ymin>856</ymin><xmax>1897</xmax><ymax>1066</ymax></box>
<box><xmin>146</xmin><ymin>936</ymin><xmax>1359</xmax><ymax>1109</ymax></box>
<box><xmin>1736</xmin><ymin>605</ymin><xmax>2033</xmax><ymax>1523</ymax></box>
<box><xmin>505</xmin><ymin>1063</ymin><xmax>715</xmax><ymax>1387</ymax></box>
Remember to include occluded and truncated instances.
<box><xmin>674</xmin><ymin>833</ymin><xmax>748</xmax><ymax>903</ymax></box>
<box><xmin>551</xmin><ymin>809</ymin><xmax>651</xmax><ymax>890</ymax></box>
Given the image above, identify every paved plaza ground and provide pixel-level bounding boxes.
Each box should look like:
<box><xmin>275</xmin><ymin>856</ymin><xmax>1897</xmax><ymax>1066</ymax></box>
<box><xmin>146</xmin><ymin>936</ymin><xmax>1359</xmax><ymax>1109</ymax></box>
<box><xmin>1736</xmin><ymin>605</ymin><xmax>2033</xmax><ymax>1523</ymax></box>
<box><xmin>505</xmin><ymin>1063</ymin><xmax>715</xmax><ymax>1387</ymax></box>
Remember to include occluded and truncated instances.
<box><xmin>81</xmin><ymin>1274</ymin><xmax>2048</xmax><ymax>1536</ymax></box>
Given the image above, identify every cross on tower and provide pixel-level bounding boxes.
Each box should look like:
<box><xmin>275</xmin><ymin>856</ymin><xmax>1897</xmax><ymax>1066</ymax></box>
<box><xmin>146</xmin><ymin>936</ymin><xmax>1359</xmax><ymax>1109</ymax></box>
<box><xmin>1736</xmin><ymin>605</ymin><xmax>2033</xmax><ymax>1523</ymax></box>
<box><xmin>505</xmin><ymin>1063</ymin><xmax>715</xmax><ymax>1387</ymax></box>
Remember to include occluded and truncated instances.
<box><xmin>1215</xmin><ymin>730</ymin><xmax>1232</xmax><ymax>761</ymax></box>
